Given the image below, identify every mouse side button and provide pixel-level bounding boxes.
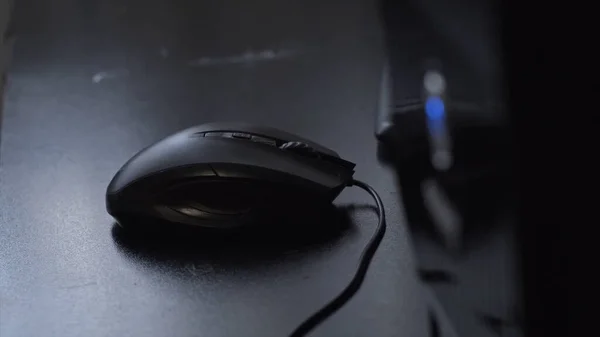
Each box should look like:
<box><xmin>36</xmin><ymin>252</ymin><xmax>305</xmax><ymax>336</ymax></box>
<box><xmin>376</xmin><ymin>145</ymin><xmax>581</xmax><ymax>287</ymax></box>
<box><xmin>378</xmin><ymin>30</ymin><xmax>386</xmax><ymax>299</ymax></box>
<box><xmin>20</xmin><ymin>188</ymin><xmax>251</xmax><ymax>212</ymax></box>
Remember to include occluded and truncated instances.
<box><xmin>107</xmin><ymin>163</ymin><xmax>217</xmax><ymax>196</ymax></box>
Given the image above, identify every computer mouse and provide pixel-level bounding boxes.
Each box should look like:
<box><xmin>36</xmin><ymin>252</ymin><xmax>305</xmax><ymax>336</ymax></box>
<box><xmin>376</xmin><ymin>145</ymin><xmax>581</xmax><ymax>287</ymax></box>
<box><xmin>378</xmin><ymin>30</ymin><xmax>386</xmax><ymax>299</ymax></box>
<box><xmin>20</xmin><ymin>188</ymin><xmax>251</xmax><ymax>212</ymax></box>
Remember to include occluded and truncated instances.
<box><xmin>106</xmin><ymin>122</ymin><xmax>356</xmax><ymax>230</ymax></box>
<box><xmin>106</xmin><ymin>123</ymin><xmax>388</xmax><ymax>336</ymax></box>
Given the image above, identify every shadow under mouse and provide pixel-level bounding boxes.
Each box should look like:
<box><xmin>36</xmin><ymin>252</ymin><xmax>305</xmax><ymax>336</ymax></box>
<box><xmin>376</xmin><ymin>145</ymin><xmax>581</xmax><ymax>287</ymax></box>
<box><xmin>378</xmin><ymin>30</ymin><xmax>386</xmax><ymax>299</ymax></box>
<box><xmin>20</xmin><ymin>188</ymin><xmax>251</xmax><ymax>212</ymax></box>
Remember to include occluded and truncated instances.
<box><xmin>111</xmin><ymin>205</ymin><xmax>377</xmax><ymax>277</ymax></box>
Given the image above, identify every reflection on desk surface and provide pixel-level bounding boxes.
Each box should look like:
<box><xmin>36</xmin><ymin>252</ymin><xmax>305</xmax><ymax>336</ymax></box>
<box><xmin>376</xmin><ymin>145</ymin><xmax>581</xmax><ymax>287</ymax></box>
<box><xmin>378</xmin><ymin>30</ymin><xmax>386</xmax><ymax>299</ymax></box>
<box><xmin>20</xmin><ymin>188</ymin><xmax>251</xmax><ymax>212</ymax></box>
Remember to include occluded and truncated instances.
<box><xmin>0</xmin><ymin>1</ymin><xmax>431</xmax><ymax>337</ymax></box>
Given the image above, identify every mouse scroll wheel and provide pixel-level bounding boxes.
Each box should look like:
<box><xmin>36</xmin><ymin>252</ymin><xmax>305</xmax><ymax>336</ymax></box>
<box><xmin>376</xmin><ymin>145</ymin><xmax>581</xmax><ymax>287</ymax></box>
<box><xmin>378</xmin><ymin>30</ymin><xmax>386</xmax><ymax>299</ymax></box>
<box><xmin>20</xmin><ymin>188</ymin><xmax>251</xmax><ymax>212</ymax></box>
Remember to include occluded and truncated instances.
<box><xmin>279</xmin><ymin>141</ymin><xmax>321</xmax><ymax>158</ymax></box>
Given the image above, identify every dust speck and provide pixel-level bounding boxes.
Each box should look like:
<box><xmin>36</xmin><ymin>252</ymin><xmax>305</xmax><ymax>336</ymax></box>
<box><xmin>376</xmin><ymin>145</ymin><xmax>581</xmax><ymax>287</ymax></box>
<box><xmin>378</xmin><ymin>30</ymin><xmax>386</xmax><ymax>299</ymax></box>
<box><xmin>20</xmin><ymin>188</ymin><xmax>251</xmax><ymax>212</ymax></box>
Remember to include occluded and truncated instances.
<box><xmin>92</xmin><ymin>69</ymin><xmax>128</xmax><ymax>83</ymax></box>
<box><xmin>160</xmin><ymin>47</ymin><xmax>169</xmax><ymax>58</ymax></box>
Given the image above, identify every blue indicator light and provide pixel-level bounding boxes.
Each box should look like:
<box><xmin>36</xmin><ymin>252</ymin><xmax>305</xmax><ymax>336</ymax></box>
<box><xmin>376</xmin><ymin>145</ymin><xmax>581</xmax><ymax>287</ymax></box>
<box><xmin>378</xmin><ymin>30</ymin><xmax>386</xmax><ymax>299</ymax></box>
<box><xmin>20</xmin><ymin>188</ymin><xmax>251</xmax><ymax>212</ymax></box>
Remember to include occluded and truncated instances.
<box><xmin>425</xmin><ymin>96</ymin><xmax>445</xmax><ymax>121</ymax></box>
<box><xmin>428</xmin><ymin>118</ymin><xmax>445</xmax><ymax>133</ymax></box>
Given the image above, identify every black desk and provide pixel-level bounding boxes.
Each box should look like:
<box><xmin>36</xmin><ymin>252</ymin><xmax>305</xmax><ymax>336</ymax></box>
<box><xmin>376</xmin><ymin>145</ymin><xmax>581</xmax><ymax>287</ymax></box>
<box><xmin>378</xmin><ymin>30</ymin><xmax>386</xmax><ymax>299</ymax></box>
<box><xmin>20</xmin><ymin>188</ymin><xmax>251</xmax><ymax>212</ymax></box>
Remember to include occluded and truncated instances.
<box><xmin>0</xmin><ymin>1</ymin><xmax>432</xmax><ymax>336</ymax></box>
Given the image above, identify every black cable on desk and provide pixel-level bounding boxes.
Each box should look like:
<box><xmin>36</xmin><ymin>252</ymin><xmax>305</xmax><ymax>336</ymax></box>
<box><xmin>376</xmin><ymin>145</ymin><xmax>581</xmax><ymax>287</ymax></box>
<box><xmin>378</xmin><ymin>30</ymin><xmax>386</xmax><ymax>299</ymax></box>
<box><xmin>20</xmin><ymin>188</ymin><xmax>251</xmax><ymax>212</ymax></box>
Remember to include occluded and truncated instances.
<box><xmin>289</xmin><ymin>179</ymin><xmax>387</xmax><ymax>337</ymax></box>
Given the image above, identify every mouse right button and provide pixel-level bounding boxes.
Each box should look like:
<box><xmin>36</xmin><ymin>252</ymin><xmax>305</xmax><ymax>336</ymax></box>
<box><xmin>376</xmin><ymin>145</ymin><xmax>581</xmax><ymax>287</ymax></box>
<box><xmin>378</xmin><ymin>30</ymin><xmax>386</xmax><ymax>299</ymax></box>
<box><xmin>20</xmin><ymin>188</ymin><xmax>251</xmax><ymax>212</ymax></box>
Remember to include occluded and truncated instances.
<box><xmin>250</xmin><ymin>135</ymin><xmax>277</xmax><ymax>147</ymax></box>
<box><xmin>204</xmin><ymin>132</ymin><xmax>232</xmax><ymax>138</ymax></box>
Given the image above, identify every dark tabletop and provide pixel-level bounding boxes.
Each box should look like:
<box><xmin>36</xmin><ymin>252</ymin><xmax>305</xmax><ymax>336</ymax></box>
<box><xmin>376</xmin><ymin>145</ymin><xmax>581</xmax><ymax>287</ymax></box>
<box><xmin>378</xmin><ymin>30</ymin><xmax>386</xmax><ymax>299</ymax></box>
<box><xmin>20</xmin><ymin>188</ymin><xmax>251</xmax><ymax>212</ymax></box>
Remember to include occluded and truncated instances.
<box><xmin>0</xmin><ymin>0</ymin><xmax>431</xmax><ymax>336</ymax></box>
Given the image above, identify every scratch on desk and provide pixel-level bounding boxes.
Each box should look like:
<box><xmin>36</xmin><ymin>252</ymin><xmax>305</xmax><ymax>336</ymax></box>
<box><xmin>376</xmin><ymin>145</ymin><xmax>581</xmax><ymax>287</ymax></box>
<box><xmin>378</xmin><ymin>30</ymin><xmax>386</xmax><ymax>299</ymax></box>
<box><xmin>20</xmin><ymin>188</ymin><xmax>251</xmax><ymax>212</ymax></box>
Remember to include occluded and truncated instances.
<box><xmin>188</xmin><ymin>49</ymin><xmax>296</xmax><ymax>67</ymax></box>
<box><xmin>185</xmin><ymin>263</ymin><xmax>214</xmax><ymax>277</ymax></box>
<box><xmin>60</xmin><ymin>281</ymin><xmax>97</xmax><ymax>290</ymax></box>
<box><xmin>92</xmin><ymin>69</ymin><xmax>129</xmax><ymax>83</ymax></box>
<box><xmin>283</xmin><ymin>249</ymin><xmax>301</xmax><ymax>256</ymax></box>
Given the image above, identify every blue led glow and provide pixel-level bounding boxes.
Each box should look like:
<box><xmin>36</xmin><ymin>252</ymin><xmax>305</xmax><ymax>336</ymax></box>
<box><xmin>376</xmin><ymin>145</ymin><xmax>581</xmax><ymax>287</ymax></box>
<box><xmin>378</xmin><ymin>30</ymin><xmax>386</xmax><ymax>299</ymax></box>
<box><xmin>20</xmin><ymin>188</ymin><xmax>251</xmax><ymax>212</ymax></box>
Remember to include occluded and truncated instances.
<box><xmin>425</xmin><ymin>96</ymin><xmax>445</xmax><ymax>121</ymax></box>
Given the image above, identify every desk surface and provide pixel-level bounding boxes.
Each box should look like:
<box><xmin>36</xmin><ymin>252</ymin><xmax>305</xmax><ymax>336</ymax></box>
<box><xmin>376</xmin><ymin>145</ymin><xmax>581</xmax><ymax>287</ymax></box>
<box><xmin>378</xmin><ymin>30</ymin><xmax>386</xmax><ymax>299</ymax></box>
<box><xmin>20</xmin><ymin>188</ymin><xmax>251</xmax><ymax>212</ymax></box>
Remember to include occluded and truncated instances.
<box><xmin>0</xmin><ymin>1</ymin><xmax>430</xmax><ymax>336</ymax></box>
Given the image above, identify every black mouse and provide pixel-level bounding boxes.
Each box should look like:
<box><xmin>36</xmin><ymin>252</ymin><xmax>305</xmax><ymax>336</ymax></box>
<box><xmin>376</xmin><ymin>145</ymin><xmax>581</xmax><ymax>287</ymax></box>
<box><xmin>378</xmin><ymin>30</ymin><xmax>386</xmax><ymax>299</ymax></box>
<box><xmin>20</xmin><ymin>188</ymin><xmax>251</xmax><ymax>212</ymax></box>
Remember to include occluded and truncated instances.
<box><xmin>106</xmin><ymin>123</ymin><xmax>388</xmax><ymax>336</ymax></box>
<box><xmin>106</xmin><ymin>123</ymin><xmax>356</xmax><ymax>230</ymax></box>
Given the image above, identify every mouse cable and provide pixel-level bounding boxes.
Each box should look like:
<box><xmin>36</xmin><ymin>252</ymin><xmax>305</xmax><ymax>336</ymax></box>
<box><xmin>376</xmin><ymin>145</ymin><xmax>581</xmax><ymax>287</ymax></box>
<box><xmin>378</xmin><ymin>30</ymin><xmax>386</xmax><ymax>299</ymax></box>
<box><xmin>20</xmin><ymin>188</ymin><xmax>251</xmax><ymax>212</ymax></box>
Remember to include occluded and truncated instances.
<box><xmin>289</xmin><ymin>179</ymin><xmax>387</xmax><ymax>337</ymax></box>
